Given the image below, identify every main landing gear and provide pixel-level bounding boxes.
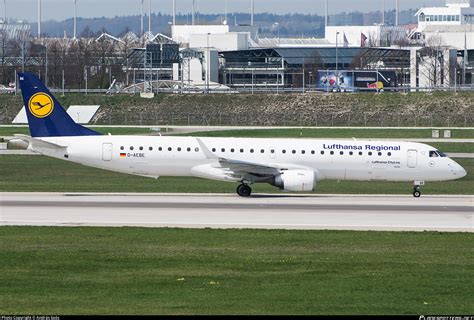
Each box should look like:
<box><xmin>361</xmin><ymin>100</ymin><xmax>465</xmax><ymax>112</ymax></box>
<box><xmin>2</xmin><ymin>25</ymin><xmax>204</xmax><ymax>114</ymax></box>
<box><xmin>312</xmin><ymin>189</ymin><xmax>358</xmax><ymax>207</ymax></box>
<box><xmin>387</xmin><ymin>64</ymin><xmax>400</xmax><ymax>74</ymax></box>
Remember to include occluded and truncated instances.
<box><xmin>236</xmin><ymin>184</ymin><xmax>252</xmax><ymax>197</ymax></box>
<box><xmin>412</xmin><ymin>181</ymin><xmax>425</xmax><ymax>198</ymax></box>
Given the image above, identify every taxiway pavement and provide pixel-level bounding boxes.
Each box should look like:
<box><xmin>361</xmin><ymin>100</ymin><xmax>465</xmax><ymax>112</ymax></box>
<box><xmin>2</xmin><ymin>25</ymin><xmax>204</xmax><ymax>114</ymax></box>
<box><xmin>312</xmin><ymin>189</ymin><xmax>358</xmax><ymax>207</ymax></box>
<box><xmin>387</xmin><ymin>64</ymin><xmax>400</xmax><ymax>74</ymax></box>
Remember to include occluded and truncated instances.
<box><xmin>1</xmin><ymin>193</ymin><xmax>472</xmax><ymax>232</ymax></box>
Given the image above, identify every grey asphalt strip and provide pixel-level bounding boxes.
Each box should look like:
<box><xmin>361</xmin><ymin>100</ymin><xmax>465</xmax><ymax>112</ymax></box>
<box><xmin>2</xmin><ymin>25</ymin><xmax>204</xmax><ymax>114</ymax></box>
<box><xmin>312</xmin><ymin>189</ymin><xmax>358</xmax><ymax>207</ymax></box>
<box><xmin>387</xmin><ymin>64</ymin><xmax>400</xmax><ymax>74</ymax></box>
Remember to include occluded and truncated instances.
<box><xmin>1</xmin><ymin>200</ymin><xmax>471</xmax><ymax>213</ymax></box>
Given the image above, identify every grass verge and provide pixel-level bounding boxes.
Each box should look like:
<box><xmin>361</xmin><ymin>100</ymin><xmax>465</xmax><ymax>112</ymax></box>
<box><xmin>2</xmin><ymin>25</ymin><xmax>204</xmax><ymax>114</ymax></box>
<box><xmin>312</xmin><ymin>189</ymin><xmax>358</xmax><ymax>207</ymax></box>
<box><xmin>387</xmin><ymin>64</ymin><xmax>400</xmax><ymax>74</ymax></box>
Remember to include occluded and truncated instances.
<box><xmin>181</xmin><ymin>128</ymin><xmax>474</xmax><ymax>139</ymax></box>
<box><xmin>0</xmin><ymin>227</ymin><xmax>472</xmax><ymax>315</ymax></box>
<box><xmin>0</xmin><ymin>155</ymin><xmax>472</xmax><ymax>194</ymax></box>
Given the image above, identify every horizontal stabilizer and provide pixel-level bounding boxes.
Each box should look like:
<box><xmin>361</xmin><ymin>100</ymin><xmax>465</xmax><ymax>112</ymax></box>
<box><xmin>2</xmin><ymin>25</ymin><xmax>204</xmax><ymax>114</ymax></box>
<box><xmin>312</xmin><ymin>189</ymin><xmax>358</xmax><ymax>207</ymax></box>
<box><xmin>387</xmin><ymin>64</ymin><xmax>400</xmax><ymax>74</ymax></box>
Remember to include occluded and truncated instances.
<box><xmin>14</xmin><ymin>134</ymin><xmax>68</xmax><ymax>150</ymax></box>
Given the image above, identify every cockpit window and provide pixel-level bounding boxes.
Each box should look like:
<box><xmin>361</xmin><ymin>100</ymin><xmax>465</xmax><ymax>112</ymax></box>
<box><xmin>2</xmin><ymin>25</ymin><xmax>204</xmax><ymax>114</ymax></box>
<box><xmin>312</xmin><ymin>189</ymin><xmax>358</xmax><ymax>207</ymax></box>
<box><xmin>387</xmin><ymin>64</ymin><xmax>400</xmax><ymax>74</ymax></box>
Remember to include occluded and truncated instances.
<box><xmin>437</xmin><ymin>150</ymin><xmax>447</xmax><ymax>157</ymax></box>
<box><xmin>429</xmin><ymin>150</ymin><xmax>447</xmax><ymax>157</ymax></box>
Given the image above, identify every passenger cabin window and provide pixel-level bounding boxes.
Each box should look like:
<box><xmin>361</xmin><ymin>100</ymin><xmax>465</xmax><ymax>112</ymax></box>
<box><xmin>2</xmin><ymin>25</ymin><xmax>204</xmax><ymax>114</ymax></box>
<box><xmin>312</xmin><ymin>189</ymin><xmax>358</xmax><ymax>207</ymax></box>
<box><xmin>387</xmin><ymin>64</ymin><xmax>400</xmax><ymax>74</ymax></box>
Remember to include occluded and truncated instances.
<box><xmin>301</xmin><ymin>150</ymin><xmax>305</xmax><ymax>154</ymax></box>
<box><xmin>282</xmin><ymin>150</ymin><xmax>287</xmax><ymax>154</ymax></box>
<box><xmin>177</xmin><ymin>147</ymin><xmax>182</xmax><ymax>152</ymax></box>
<box><xmin>130</xmin><ymin>146</ymin><xmax>134</xmax><ymax>151</ymax></box>
<box><xmin>120</xmin><ymin>146</ymin><xmax>124</xmax><ymax>150</ymax></box>
<box><xmin>330</xmin><ymin>151</ymin><xmax>334</xmax><ymax>155</ymax></box>
<box><xmin>311</xmin><ymin>150</ymin><xmax>315</xmax><ymax>155</ymax></box>
<box><xmin>250</xmin><ymin>149</ymin><xmax>254</xmax><ymax>153</ymax></box>
<box><xmin>388</xmin><ymin>152</ymin><xmax>392</xmax><ymax>156</ymax></box>
<box><xmin>149</xmin><ymin>147</ymin><xmax>153</xmax><ymax>151</ymax></box>
<box><xmin>168</xmin><ymin>147</ymin><xmax>172</xmax><ymax>151</ymax></box>
<box><xmin>139</xmin><ymin>147</ymin><xmax>143</xmax><ymax>151</ymax></box>
<box><xmin>321</xmin><ymin>151</ymin><xmax>324</xmax><ymax>155</ymax></box>
<box><xmin>340</xmin><ymin>151</ymin><xmax>344</xmax><ymax>155</ymax></box>
<box><xmin>240</xmin><ymin>149</ymin><xmax>244</xmax><ymax>153</ymax></box>
<box><xmin>368</xmin><ymin>152</ymin><xmax>372</xmax><ymax>156</ymax></box>
<box><xmin>187</xmin><ymin>147</ymin><xmax>191</xmax><ymax>152</ymax></box>
<box><xmin>260</xmin><ymin>149</ymin><xmax>265</xmax><ymax>154</ymax></box>
<box><xmin>359</xmin><ymin>151</ymin><xmax>363</xmax><ymax>156</ymax></box>
<box><xmin>212</xmin><ymin>148</ymin><xmax>216</xmax><ymax>152</ymax></box>
<box><xmin>349</xmin><ymin>151</ymin><xmax>353</xmax><ymax>155</ymax></box>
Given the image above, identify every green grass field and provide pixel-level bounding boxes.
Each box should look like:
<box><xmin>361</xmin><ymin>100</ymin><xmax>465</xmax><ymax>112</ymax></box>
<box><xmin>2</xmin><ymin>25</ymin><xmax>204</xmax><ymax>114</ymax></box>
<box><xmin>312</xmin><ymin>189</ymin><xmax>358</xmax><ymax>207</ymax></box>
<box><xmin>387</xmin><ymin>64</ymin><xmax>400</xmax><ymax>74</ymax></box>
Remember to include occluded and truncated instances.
<box><xmin>1</xmin><ymin>127</ymin><xmax>473</xmax><ymax>153</ymax></box>
<box><xmin>182</xmin><ymin>128</ymin><xmax>474</xmax><ymax>139</ymax></box>
<box><xmin>1</xmin><ymin>126</ymin><xmax>473</xmax><ymax>138</ymax></box>
<box><xmin>0</xmin><ymin>155</ymin><xmax>472</xmax><ymax>194</ymax></box>
<box><xmin>0</xmin><ymin>126</ymin><xmax>159</xmax><ymax>136</ymax></box>
<box><xmin>0</xmin><ymin>227</ymin><xmax>472</xmax><ymax>315</ymax></box>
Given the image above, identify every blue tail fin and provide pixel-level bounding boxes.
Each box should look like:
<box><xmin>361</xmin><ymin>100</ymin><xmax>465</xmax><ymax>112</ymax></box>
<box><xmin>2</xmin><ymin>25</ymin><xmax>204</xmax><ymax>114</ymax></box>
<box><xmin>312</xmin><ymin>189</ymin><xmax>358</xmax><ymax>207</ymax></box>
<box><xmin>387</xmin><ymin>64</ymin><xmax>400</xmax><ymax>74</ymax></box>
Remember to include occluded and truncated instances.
<box><xmin>18</xmin><ymin>72</ymin><xmax>100</xmax><ymax>137</ymax></box>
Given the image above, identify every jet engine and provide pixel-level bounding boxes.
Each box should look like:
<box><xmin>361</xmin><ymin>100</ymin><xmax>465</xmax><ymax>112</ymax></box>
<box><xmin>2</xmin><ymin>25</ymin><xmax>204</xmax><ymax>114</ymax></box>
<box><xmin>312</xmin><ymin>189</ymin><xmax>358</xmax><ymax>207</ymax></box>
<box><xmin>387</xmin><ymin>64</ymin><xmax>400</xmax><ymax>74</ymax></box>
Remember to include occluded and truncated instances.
<box><xmin>272</xmin><ymin>169</ymin><xmax>316</xmax><ymax>192</ymax></box>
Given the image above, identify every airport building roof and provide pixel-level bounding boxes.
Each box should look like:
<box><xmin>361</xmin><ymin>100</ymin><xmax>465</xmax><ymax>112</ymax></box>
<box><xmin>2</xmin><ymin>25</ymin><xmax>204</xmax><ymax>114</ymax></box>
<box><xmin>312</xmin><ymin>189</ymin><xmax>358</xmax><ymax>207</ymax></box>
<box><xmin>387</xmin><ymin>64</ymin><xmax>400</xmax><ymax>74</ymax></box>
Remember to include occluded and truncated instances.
<box><xmin>255</xmin><ymin>38</ymin><xmax>331</xmax><ymax>48</ymax></box>
<box><xmin>221</xmin><ymin>47</ymin><xmax>410</xmax><ymax>69</ymax></box>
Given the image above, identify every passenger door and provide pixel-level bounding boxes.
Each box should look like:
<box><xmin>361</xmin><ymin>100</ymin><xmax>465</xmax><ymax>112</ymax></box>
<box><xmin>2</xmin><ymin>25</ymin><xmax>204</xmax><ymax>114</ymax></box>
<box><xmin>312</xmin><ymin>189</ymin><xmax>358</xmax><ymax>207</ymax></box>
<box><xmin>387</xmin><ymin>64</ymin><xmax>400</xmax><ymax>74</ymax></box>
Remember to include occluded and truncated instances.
<box><xmin>407</xmin><ymin>150</ymin><xmax>417</xmax><ymax>168</ymax></box>
<box><xmin>102</xmin><ymin>143</ymin><xmax>113</xmax><ymax>161</ymax></box>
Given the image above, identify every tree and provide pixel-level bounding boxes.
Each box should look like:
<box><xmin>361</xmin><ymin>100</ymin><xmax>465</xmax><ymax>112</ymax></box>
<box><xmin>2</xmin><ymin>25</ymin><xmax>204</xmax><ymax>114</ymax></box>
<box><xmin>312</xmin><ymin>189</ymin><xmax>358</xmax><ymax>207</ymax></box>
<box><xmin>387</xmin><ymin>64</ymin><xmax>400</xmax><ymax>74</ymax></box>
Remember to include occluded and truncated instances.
<box><xmin>419</xmin><ymin>35</ymin><xmax>449</xmax><ymax>88</ymax></box>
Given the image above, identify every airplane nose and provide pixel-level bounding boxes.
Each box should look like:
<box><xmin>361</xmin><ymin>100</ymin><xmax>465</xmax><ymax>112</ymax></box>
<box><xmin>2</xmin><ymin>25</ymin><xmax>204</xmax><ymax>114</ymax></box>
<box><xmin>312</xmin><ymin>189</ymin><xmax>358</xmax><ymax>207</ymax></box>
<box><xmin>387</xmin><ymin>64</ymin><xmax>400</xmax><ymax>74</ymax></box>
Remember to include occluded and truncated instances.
<box><xmin>458</xmin><ymin>166</ymin><xmax>467</xmax><ymax>178</ymax></box>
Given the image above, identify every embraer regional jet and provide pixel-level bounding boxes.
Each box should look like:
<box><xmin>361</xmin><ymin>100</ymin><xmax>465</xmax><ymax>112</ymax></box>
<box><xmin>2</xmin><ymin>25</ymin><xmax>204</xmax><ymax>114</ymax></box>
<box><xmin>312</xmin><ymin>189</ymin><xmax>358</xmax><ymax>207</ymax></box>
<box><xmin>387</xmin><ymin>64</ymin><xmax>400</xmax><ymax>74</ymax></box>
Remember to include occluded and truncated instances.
<box><xmin>15</xmin><ymin>72</ymin><xmax>466</xmax><ymax>197</ymax></box>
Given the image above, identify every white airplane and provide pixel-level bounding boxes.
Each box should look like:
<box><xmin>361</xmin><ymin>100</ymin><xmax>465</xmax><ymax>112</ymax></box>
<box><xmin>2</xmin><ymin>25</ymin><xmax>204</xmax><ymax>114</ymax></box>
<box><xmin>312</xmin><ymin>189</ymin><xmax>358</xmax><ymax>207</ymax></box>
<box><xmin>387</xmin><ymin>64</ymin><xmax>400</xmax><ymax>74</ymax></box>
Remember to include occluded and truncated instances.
<box><xmin>16</xmin><ymin>72</ymin><xmax>467</xmax><ymax>198</ymax></box>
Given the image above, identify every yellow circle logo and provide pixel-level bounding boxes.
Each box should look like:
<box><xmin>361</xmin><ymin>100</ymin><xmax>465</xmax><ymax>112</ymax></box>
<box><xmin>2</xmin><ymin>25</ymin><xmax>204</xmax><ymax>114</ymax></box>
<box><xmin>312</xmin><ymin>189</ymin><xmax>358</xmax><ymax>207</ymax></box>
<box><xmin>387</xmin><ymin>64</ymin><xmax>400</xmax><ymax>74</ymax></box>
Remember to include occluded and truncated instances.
<box><xmin>28</xmin><ymin>93</ymin><xmax>54</xmax><ymax>118</ymax></box>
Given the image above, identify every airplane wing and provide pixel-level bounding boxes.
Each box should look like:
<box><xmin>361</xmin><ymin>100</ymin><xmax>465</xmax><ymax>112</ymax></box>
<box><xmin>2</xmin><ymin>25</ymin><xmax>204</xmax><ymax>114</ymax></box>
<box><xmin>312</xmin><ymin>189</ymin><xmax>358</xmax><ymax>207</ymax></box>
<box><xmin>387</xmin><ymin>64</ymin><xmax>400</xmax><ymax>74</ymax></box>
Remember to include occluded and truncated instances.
<box><xmin>196</xmin><ymin>138</ymin><xmax>281</xmax><ymax>178</ymax></box>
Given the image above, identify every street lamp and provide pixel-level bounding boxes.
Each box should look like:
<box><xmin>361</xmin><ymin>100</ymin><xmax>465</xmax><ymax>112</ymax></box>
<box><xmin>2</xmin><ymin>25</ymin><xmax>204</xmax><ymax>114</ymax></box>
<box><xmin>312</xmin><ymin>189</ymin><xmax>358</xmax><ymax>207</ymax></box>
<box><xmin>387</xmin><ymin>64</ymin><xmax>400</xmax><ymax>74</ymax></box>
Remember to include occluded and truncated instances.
<box><xmin>273</xmin><ymin>22</ymin><xmax>280</xmax><ymax>45</ymax></box>
<box><xmin>207</xmin><ymin>32</ymin><xmax>210</xmax><ymax>94</ymax></box>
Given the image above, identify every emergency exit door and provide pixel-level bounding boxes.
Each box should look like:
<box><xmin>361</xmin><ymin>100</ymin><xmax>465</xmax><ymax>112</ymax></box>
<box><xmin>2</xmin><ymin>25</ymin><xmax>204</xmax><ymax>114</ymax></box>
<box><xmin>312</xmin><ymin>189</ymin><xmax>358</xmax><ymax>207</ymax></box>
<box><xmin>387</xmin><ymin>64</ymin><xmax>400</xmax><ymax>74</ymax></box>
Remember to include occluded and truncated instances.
<box><xmin>407</xmin><ymin>150</ymin><xmax>417</xmax><ymax>168</ymax></box>
<box><xmin>102</xmin><ymin>143</ymin><xmax>113</xmax><ymax>161</ymax></box>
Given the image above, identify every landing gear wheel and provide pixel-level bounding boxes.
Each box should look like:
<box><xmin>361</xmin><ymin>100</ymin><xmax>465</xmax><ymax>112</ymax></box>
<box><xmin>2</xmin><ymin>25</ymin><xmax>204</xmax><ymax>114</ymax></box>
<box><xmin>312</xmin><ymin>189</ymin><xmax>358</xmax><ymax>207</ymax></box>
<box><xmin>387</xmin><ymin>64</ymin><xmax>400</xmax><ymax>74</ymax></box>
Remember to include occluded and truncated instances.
<box><xmin>236</xmin><ymin>184</ymin><xmax>252</xmax><ymax>197</ymax></box>
<box><xmin>413</xmin><ymin>190</ymin><xmax>421</xmax><ymax>198</ymax></box>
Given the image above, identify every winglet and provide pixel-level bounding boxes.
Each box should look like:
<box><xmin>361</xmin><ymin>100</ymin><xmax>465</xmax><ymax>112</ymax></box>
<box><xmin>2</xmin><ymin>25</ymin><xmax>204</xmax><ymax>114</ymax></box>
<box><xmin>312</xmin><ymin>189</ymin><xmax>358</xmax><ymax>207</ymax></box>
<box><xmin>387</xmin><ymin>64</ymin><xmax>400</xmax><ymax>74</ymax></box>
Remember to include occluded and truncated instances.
<box><xmin>196</xmin><ymin>138</ymin><xmax>219</xmax><ymax>160</ymax></box>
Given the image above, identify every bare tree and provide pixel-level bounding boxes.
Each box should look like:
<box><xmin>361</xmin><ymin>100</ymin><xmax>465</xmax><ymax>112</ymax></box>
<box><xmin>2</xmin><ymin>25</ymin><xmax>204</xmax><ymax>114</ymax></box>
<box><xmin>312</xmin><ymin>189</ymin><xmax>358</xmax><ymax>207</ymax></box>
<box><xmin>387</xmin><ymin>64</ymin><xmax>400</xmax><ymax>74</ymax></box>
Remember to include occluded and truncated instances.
<box><xmin>0</xmin><ymin>28</ymin><xmax>8</xmax><ymax>84</ymax></box>
<box><xmin>419</xmin><ymin>35</ymin><xmax>449</xmax><ymax>88</ymax></box>
<box><xmin>92</xmin><ymin>36</ymin><xmax>117</xmax><ymax>88</ymax></box>
<box><xmin>367</xmin><ymin>31</ymin><xmax>379</xmax><ymax>47</ymax></box>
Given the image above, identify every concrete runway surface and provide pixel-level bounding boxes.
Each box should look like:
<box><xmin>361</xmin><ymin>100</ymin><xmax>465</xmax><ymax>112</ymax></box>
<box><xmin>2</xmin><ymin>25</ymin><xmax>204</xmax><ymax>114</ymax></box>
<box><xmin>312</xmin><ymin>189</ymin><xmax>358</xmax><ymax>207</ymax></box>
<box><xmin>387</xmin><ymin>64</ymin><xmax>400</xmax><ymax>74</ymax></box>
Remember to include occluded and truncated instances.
<box><xmin>0</xmin><ymin>193</ymin><xmax>472</xmax><ymax>232</ymax></box>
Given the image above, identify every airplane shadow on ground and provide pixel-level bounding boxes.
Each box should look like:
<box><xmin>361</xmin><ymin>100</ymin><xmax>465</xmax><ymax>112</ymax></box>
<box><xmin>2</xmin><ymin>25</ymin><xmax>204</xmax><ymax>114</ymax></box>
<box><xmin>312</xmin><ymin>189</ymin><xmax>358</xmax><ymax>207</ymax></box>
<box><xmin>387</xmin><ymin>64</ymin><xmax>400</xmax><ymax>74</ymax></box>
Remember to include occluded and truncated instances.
<box><xmin>249</xmin><ymin>194</ymin><xmax>328</xmax><ymax>199</ymax></box>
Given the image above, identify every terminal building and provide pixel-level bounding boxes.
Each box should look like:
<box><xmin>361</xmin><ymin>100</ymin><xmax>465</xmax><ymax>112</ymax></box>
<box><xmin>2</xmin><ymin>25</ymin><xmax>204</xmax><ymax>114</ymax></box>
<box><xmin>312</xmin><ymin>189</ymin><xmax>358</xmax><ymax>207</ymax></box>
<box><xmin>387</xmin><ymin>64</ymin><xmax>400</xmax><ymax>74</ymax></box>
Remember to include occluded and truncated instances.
<box><xmin>3</xmin><ymin>0</ymin><xmax>471</xmax><ymax>93</ymax></box>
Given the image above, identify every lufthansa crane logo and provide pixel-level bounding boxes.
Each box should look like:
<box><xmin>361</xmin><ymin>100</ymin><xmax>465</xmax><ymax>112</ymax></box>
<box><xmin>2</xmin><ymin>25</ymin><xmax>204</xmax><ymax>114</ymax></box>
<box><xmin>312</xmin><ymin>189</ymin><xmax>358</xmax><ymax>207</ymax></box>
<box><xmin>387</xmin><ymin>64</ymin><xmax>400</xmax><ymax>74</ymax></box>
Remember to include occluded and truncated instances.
<box><xmin>28</xmin><ymin>92</ymin><xmax>54</xmax><ymax>118</ymax></box>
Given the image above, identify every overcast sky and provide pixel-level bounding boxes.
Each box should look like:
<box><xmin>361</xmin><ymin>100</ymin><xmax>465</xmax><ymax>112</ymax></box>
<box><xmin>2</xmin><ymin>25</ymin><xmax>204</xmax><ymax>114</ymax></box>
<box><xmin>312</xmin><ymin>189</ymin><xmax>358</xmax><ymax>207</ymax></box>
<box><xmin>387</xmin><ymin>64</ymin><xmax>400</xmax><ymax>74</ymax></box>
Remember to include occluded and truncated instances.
<box><xmin>7</xmin><ymin>0</ymin><xmax>447</xmax><ymax>22</ymax></box>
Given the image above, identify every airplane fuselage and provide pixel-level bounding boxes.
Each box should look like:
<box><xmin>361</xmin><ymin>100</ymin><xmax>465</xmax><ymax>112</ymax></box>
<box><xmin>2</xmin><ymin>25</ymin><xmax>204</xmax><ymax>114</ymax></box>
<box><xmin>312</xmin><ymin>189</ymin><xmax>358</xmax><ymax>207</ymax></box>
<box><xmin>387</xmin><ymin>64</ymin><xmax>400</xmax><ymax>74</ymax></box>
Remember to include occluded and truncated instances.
<box><xmin>32</xmin><ymin>135</ymin><xmax>466</xmax><ymax>184</ymax></box>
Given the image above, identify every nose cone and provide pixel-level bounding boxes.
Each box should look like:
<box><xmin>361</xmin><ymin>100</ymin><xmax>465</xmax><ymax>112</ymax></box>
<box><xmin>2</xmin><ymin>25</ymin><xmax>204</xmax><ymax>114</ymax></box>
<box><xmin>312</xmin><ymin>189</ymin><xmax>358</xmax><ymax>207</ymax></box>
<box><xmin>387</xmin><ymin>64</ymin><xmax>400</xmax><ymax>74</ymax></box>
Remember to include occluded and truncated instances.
<box><xmin>458</xmin><ymin>165</ymin><xmax>467</xmax><ymax>178</ymax></box>
<box><xmin>451</xmin><ymin>161</ymin><xmax>467</xmax><ymax>179</ymax></box>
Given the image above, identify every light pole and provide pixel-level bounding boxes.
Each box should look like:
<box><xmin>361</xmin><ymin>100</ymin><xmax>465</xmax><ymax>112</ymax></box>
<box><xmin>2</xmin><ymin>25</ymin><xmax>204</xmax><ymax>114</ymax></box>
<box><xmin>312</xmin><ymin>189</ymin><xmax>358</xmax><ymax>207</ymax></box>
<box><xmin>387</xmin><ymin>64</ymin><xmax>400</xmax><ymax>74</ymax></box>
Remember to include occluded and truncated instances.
<box><xmin>336</xmin><ymin>31</ymin><xmax>339</xmax><ymax>92</ymax></box>
<box><xmin>273</xmin><ymin>22</ymin><xmax>280</xmax><ymax>45</ymax></box>
<box><xmin>172</xmin><ymin>0</ymin><xmax>176</xmax><ymax>25</ymax></box>
<box><xmin>140</xmin><ymin>0</ymin><xmax>144</xmax><ymax>35</ymax></box>
<box><xmin>84</xmin><ymin>66</ymin><xmax>88</xmax><ymax>95</ymax></box>
<box><xmin>148</xmin><ymin>0</ymin><xmax>151</xmax><ymax>34</ymax></box>
<box><xmin>37</xmin><ymin>0</ymin><xmax>41</xmax><ymax>38</ymax></box>
<box><xmin>225</xmin><ymin>0</ymin><xmax>228</xmax><ymax>23</ymax></box>
<box><xmin>73</xmin><ymin>0</ymin><xmax>77</xmax><ymax>39</ymax></box>
<box><xmin>207</xmin><ymin>32</ymin><xmax>210</xmax><ymax>94</ymax></box>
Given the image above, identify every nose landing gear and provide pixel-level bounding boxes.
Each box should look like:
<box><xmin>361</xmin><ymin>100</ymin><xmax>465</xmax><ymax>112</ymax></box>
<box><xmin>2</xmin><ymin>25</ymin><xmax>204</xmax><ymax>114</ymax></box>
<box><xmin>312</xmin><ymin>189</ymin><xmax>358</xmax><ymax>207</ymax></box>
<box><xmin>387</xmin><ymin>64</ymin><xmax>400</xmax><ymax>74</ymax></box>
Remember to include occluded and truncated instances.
<box><xmin>236</xmin><ymin>184</ymin><xmax>252</xmax><ymax>197</ymax></box>
<box><xmin>412</xmin><ymin>181</ymin><xmax>425</xmax><ymax>198</ymax></box>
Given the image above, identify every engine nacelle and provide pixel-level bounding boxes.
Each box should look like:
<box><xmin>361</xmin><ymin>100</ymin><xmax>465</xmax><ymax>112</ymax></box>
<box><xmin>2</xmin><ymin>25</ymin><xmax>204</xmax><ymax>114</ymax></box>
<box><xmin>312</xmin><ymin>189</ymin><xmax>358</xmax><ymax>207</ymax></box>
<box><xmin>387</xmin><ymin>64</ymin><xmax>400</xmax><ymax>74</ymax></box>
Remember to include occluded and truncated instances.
<box><xmin>272</xmin><ymin>169</ymin><xmax>316</xmax><ymax>192</ymax></box>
